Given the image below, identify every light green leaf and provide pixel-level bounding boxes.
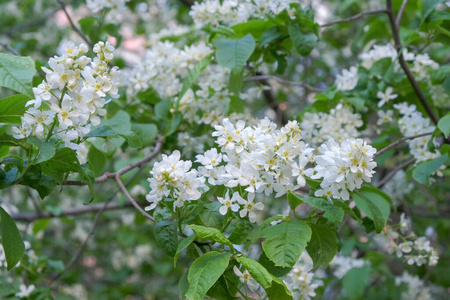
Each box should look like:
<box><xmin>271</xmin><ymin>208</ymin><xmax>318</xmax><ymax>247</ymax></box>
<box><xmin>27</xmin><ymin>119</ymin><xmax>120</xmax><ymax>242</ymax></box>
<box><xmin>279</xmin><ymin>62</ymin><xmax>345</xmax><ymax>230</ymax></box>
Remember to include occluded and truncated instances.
<box><xmin>288</xmin><ymin>24</ymin><xmax>318</xmax><ymax>56</ymax></box>
<box><xmin>27</xmin><ymin>136</ymin><xmax>56</xmax><ymax>164</ymax></box>
<box><xmin>235</xmin><ymin>256</ymin><xmax>273</xmax><ymax>289</ymax></box>
<box><xmin>342</xmin><ymin>265</ymin><xmax>371</xmax><ymax>300</ymax></box>
<box><xmin>214</xmin><ymin>34</ymin><xmax>255</xmax><ymax>72</ymax></box>
<box><xmin>412</xmin><ymin>153</ymin><xmax>448</xmax><ymax>185</ymax></box>
<box><xmin>287</xmin><ymin>192</ymin><xmax>344</xmax><ymax>223</ymax></box>
<box><xmin>0</xmin><ymin>53</ymin><xmax>35</xmax><ymax>99</ymax></box>
<box><xmin>266</xmin><ymin>275</ymin><xmax>294</xmax><ymax>300</ymax></box>
<box><xmin>155</xmin><ymin>221</ymin><xmax>178</xmax><ymax>257</ymax></box>
<box><xmin>41</xmin><ymin>148</ymin><xmax>80</xmax><ymax>184</ymax></box>
<box><xmin>186</xmin><ymin>251</ymin><xmax>232</xmax><ymax>300</ymax></box>
<box><xmin>306</xmin><ymin>224</ymin><xmax>337</xmax><ymax>268</ymax></box>
<box><xmin>0</xmin><ymin>94</ymin><xmax>30</xmax><ymax>123</ymax></box>
<box><xmin>84</xmin><ymin>125</ymin><xmax>118</xmax><ymax>138</ymax></box>
<box><xmin>437</xmin><ymin>114</ymin><xmax>450</xmax><ymax>138</ymax></box>
<box><xmin>261</xmin><ymin>220</ymin><xmax>312</xmax><ymax>267</ymax></box>
<box><xmin>0</xmin><ymin>206</ymin><xmax>25</xmax><ymax>270</ymax></box>
<box><xmin>131</xmin><ymin>123</ymin><xmax>157</xmax><ymax>147</ymax></box>
<box><xmin>188</xmin><ymin>224</ymin><xmax>233</xmax><ymax>249</ymax></box>
<box><xmin>174</xmin><ymin>234</ymin><xmax>197</xmax><ymax>267</ymax></box>
<box><xmin>352</xmin><ymin>190</ymin><xmax>388</xmax><ymax>233</ymax></box>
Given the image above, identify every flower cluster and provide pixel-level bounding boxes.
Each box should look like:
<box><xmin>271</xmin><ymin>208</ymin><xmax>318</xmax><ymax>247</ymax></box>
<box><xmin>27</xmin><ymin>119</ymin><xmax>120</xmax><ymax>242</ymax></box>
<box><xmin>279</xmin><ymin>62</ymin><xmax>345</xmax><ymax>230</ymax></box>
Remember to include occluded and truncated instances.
<box><xmin>189</xmin><ymin>0</ymin><xmax>295</xmax><ymax>28</ymax></box>
<box><xmin>395</xmin><ymin>272</ymin><xmax>432</xmax><ymax>300</ymax></box>
<box><xmin>335</xmin><ymin>66</ymin><xmax>358</xmax><ymax>91</ymax></box>
<box><xmin>10</xmin><ymin>41</ymin><xmax>119</xmax><ymax>150</ymax></box>
<box><xmin>379</xmin><ymin>214</ymin><xmax>439</xmax><ymax>267</ymax></box>
<box><xmin>283</xmin><ymin>254</ymin><xmax>321</xmax><ymax>300</ymax></box>
<box><xmin>311</xmin><ymin>138</ymin><xmax>377</xmax><ymax>201</ymax></box>
<box><xmin>394</xmin><ymin>102</ymin><xmax>442</xmax><ymax>163</ymax></box>
<box><xmin>329</xmin><ymin>254</ymin><xmax>367</xmax><ymax>279</ymax></box>
<box><xmin>145</xmin><ymin>150</ymin><xmax>206</xmax><ymax>211</ymax></box>
<box><xmin>300</xmin><ymin>103</ymin><xmax>363</xmax><ymax>147</ymax></box>
<box><xmin>86</xmin><ymin>0</ymin><xmax>130</xmax><ymax>22</ymax></box>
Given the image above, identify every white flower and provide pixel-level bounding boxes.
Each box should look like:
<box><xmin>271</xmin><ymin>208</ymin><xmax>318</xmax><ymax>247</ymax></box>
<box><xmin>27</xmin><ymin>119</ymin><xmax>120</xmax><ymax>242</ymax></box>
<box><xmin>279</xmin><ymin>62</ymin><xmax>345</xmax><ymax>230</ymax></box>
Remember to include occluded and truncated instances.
<box><xmin>377</xmin><ymin>87</ymin><xmax>398</xmax><ymax>107</ymax></box>
<box><xmin>237</xmin><ymin>193</ymin><xmax>264</xmax><ymax>223</ymax></box>
<box><xmin>217</xmin><ymin>192</ymin><xmax>240</xmax><ymax>215</ymax></box>
<box><xmin>335</xmin><ymin>66</ymin><xmax>359</xmax><ymax>91</ymax></box>
<box><xmin>399</xmin><ymin>242</ymin><xmax>412</xmax><ymax>253</ymax></box>
<box><xmin>15</xmin><ymin>284</ymin><xmax>35</xmax><ymax>298</ymax></box>
<box><xmin>233</xmin><ymin>265</ymin><xmax>258</xmax><ymax>291</ymax></box>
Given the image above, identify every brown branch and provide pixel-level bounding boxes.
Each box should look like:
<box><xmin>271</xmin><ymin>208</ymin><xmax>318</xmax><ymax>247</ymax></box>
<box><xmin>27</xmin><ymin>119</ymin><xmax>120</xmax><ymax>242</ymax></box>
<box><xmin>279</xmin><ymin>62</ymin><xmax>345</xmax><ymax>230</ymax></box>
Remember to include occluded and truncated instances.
<box><xmin>376</xmin><ymin>158</ymin><xmax>416</xmax><ymax>188</ymax></box>
<box><xmin>374</xmin><ymin>131</ymin><xmax>433</xmax><ymax>158</ymax></box>
<box><xmin>12</xmin><ymin>201</ymin><xmax>132</xmax><ymax>222</ymax></box>
<box><xmin>396</xmin><ymin>0</ymin><xmax>408</xmax><ymax>28</ymax></box>
<box><xmin>321</xmin><ymin>9</ymin><xmax>388</xmax><ymax>27</ymax></box>
<box><xmin>65</xmin><ymin>135</ymin><xmax>164</xmax><ymax>185</ymax></box>
<box><xmin>57</xmin><ymin>0</ymin><xmax>92</xmax><ymax>47</ymax></box>
<box><xmin>386</xmin><ymin>0</ymin><xmax>439</xmax><ymax>125</ymax></box>
<box><xmin>244</xmin><ymin>75</ymin><xmax>324</xmax><ymax>93</ymax></box>
<box><xmin>0</xmin><ymin>42</ymin><xmax>20</xmax><ymax>56</ymax></box>
<box><xmin>114</xmin><ymin>175</ymin><xmax>155</xmax><ymax>222</ymax></box>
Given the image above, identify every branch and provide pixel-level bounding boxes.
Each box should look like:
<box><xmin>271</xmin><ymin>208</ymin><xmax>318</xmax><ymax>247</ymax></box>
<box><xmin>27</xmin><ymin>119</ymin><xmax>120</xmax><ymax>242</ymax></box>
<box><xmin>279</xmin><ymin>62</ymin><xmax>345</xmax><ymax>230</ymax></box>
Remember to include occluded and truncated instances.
<box><xmin>244</xmin><ymin>75</ymin><xmax>324</xmax><ymax>93</ymax></box>
<box><xmin>374</xmin><ymin>131</ymin><xmax>433</xmax><ymax>158</ymax></box>
<box><xmin>376</xmin><ymin>158</ymin><xmax>416</xmax><ymax>188</ymax></box>
<box><xmin>0</xmin><ymin>42</ymin><xmax>20</xmax><ymax>56</ymax></box>
<box><xmin>396</xmin><ymin>0</ymin><xmax>408</xmax><ymax>28</ymax></box>
<box><xmin>64</xmin><ymin>135</ymin><xmax>164</xmax><ymax>185</ymax></box>
<box><xmin>114</xmin><ymin>175</ymin><xmax>155</xmax><ymax>222</ymax></box>
<box><xmin>57</xmin><ymin>0</ymin><xmax>92</xmax><ymax>47</ymax></box>
<box><xmin>385</xmin><ymin>0</ymin><xmax>439</xmax><ymax>125</ymax></box>
<box><xmin>321</xmin><ymin>9</ymin><xmax>388</xmax><ymax>27</ymax></box>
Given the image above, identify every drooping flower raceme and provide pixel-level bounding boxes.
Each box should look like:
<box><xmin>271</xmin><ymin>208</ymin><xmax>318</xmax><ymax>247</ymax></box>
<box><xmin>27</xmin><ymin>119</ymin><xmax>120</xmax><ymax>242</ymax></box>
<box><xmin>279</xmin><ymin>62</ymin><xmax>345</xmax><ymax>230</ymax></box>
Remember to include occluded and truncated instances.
<box><xmin>311</xmin><ymin>138</ymin><xmax>377</xmax><ymax>201</ymax></box>
<box><xmin>10</xmin><ymin>41</ymin><xmax>119</xmax><ymax>152</ymax></box>
<box><xmin>145</xmin><ymin>150</ymin><xmax>206</xmax><ymax>211</ymax></box>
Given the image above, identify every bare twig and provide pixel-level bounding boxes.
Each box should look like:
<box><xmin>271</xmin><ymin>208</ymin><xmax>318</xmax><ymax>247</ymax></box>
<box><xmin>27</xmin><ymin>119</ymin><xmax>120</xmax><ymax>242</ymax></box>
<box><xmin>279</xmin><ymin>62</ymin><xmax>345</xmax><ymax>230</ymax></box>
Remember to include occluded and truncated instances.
<box><xmin>0</xmin><ymin>42</ymin><xmax>20</xmax><ymax>56</ymax></box>
<box><xmin>244</xmin><ymin>75</ymin><xmax>324</xmax><ymax>93</ymax></box>
<box><xmin>386</xmin><ymin>0</ymin><xmax>439</xmax><ymax>125</ymax></box>
<box><xmin>376</xmin><ymin>158</ymin><xmax>416</xmax><ymax>188</ymax></box>
<box><xmin>321</xmin><ymin>9</ymin><xmax>388</xmax><ymax>27</ymax></box>
<box><xmin>12</xmin><ymin>201</ymin><xmax>132</xmax><ymax>222</ymax></box>
<box><xmin>338</xmin><ymin>215</ymin><xmax>350</xmax><ymax>234</ymax></box>
<box><xmin>374</xmin><ymin>131</ymin><xmax>433</xmax><ymax>158</ymax></box>
<box><xmin>114</xmin><ymin>175</ymin><xmax>155</xmax><ymax>222</ymax></box>
<box><xmin>64</xmin><ymin>135</ymin><xmax>164</xmax><ymax>186</ymax></box>
<box><xmin>396</xmin><ymin>0</ymin><xmax>409</xmax><ymax>28</ymax></box>
<box><xmin>57</xmin><ymin>0</ymin><xmax>92</xmax><ymax>47</ymax></box>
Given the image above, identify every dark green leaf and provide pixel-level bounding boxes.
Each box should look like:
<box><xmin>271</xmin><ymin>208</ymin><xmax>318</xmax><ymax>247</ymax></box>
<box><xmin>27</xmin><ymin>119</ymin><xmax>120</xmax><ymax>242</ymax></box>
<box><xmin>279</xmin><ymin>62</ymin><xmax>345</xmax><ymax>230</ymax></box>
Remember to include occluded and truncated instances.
<box><xmin>0</xmin><ymin>94</ymin><xmax>30</xmax><ymax>123</ymax></box>
<box><xmin>352</xmin><ymin>190</ymin><xmax>388</xmax><ymax>233</ymax></box>
<box><xmin>288</xmin><ymin>24</ymin><xmax>318</xmax><ymax>56</ymax></box>
<box><xmin>342</xmin><ymin>265</ymin><xmax>371</xmax><ymax>300</ymax></box>
<box><xmin>155</xmin><ymin>221</ymin><xmax>178</xmax><ymax>257</ymax></box>
<box><xmin>0</xmin><ymin>206</ymin><xmax>25</xmax><ymax>270</ymax></box>
<box><xmin>27</xmin><ymin>136</ymin><xmax>56</xmax><ymax>164</ymax></box>
<box><xmin>437</xmin><ymin>114</ymin><xmax>450</xmax><ymax>138</ymax></box>
<box><xmin>235</xmin><ymin>256</ymin><xmax>273</xmax><ymax>289</ymax></box>
<box><xmin>287</xmin><ymin>192</ymin><xmax>344</xmax><ymax>223</ymax></box>
<box><xmin>266</xmin><ymin>275</ymin><xmax>294</xmax><ymax>300</ymax></box>
<box><xmin>188</xmin><ymin>224</ymin><xmax>233</xmax><ymax>248</ymax></box>
<box><xmin>174</xmin><ymin>234</ymin><xmax>197</xmax><ymax>267</ymax></box>
<box><xmin>412</xmin><ymin>153</ymin><xmax>448</xmax><ymax>185</ymax></box>
<box><xmin>214</xmin><ymin>34</ymin><xmax>255</xmax><ymax>72</ymax></box>
<box><xmin>306</xmin><ymin>224</ymin><xmax>337</xmax><ymax>268</ymax></box>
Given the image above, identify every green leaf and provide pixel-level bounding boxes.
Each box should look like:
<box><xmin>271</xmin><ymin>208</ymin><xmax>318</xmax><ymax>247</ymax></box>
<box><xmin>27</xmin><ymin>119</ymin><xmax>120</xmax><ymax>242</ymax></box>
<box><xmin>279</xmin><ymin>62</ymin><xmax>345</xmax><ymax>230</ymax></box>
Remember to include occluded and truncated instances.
<box><xmin>174</xmin><ymin>234</ymin><xmax>197</xmax><ymax>267</ymax></box>
<box><xmin>186</xmin><ymin>251</ymin><xmax>232</xmax><ymax>300</ymax></box>
<box><xmin>177</xmin><ymin>55</ymin><xmax>212</xmax><ymax>106</ymax></box>
<box><xmin>306</xmin><ymin>224</ymin><xmax>337</xmax><ymax>268</ymax></box>
<box><xmin>214</xmin><ymin>34</ymin><xmax>255</xmax><ymax>72</ymax></box>
<box><xmin>438</xmin><ymin>114</ymin><xmax>450</xmax><ymax>138</ymax></box>
<box><xmin>131</xmin><ymin>123</ymin><xmax>157</xmax><ymax>147</ymax></box>
<box><xmin>287</xmin><ymin>192</ymin><xmax>344</xmax><ymax>223</ymax></box>
<box><xmin>0</xmin><ymin>53</ymin><xmax>35</xmax><ymax>99</ymax></box>
<box><xmin>84</xmin><ymin>125</ymin><xmax>118</xmax><ymax>138</ymax></box>
<box><xmin>342</xmin><ymin>265</ymin><xmax>371</xmax><ymax>300</ymax></box>
<box><xmin>188</xmin><ymin>224</ymin><xmax>233</xmax><ymax>249</ymax></box>
<box><xmin>41</xmin><ymin>148</ymin><xmax>80</xmax><ymax>184</ymax></box>
<box><xmin>27</xmin><ymin>136</ymin><xmax>56</xmax><ymax>164</ymax></box>
<box><xmin>199</xmin><ymin>202</ymin><xmax>224</xmax><ymax>230</ymax></box>
<box><xmin>412</xmin><ymin>153</ymin><xmax>448</xmax><ymax>185</ymax></box>
<box><xmin>179</xmin><ymin>271</ymin><xmax>189</xmax><ymax>299</ymax></box>
<box><xmin>261</xmin><ymin>220</ymin><xmax>312</xmax><ymax>267</ymax></box>
<box><xmin>88</xmin><ymin>146</ymin><xmax>106</xmax><ymax>176</ymax></box>
<box><xmin>288</xmin><ymin>24</ymin><xmax>318</xmax><ymax>56</ymax></box>
<box><xmin>0</xmin><ymin>206</ymin><xmax>25</xmax><ymax>271</ymax></box>
<box><xmin>120</xmin><ymin>131</ymin><xmax>142</xmax><ymax>148</ymax></box>
<box><xmin>0</xmin><ymin>94</ymin><xmax>30</xmax><ymax>123</ymax></box>
<box><xmin>352</xmin><ymin>190</ymin><xmax>388</xmax><ymax>233</ymax></box>
<box><xmin>32</xmin><ymin>219</ymin><xmax>51</xmax><ymax>234</ymax></box>
<box><xmin>266</xmin><ymin>275</ymin><xmax>294</xmax><ymax>300</ymax></box>
<box><xmin>258</xmin><ymin>251</ymin><xmax>292</xmax><ymax>277</ymax></box>
<box><xmin>259</xmin><ymin>27</ymin><xmax>284</xmax><ymax>46</ymax></box>
<box><xmin>22</xmin><ymin>164</ymin><xmax>56</xmax><ymax>199</ymax></box>
<box><xmin>229</xmin><ymin>219</ymin><xmax>259</xmax><ymax>245</ymax></box>
<box><xmin>422</xmin><ymin>0</ymin><xmax>445</xmax><ymax>21</ymax></box>
<box><xmin>155</xmin><ymin>221</ymin><xmax>178</xmax><ymax>257</ymax></box>
<box><xmin>235</xmin><ymin>256</ymin><xmax>273</xmax><ymax>289</ymax></box>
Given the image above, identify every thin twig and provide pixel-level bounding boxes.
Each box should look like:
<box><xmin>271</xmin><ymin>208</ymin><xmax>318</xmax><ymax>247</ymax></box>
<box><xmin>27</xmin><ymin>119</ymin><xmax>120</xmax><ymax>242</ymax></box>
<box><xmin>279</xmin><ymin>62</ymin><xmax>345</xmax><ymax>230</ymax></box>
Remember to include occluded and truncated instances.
<box><xmin>374</xmin><ymin>131</ymin><xmax>433</xmax><ymax>158</ymax></box>
<box><xmin>114</xmin><ymin>175</ymin><xmax>155</xmax><ymax>222</ymax></box>
<box><xmin>64</xmin><ymin>135</ymin><xmax>164</xmax><ymax>185</ymax></box>
<box><xmin>386</xmin><ymin>0</ymin><xmax>439</xmax><ymax>125</ymax></box>
<box><xmin>338</xmin><ymin>215</ymin><xmax>350</xmax><ymax>234</ymax></box>
<box><xmin>57</xmin><ymin>0</ymin><xmax>92</xmax><ymax>47</ymax></box>
<box><xmin>321</xmin><ymin>9</ymin><xmax>388</xmax><ymax>27</ymax></box>
<box><xmin>376</xmin><ymin>158</ymin><xmax>416</xmax><ymax>188</ymax></box>
<box><xmin>0</xmin><ymin>42</ymin><xmax>20</xmax><ymax>56</ymax></box>
<box><xmin>396</xmin><ymin>0</ymin><xmax>409</xmax><ymax>28</ymax></box>
<box><xmin>244</xmin><ymin>75</ymin><xmax>324</xmax><ymax>93</ymax></box>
